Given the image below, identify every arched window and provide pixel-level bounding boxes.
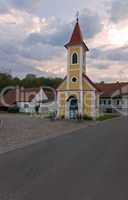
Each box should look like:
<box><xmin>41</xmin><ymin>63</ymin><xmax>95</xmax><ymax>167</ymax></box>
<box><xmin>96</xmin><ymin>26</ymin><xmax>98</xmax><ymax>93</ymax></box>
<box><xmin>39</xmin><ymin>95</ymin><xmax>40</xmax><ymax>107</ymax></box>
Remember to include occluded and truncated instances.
<box><xmin>72</xmin><ymin>53</ymin><xmax>78</xmax><ymax>64</ymax></box>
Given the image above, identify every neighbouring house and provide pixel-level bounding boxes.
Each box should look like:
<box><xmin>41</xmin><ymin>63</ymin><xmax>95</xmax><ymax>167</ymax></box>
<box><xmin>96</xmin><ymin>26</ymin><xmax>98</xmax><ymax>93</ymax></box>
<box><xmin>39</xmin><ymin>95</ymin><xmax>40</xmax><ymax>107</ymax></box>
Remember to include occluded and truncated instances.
<box><xmin>0</xmin><ymin>87</ymin><xmax>56</xmax><ymax>114</ymax></box>
<box><xmin>95</xmin><ymin>82</ymin><xmax>128</xmax><ymax>115</ymax></box>
<box><xmin>57</xmin><ymin>17</ymin><xmax>100</xmax><ymax>120</ymax></box>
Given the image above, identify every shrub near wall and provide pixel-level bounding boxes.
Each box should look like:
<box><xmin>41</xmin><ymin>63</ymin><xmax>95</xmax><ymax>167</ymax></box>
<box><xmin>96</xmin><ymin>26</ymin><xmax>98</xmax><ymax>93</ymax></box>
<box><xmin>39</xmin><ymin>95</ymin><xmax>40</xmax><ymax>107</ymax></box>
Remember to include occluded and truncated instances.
<box><xmin>83</xmin><ymin>114</ymin><xmax>93</xmax><ymax>121</ymax></box>
<box><xmin>8</xmin><ymin>106</ymin><xmax>19</xmax><ymax>113</ymax></box>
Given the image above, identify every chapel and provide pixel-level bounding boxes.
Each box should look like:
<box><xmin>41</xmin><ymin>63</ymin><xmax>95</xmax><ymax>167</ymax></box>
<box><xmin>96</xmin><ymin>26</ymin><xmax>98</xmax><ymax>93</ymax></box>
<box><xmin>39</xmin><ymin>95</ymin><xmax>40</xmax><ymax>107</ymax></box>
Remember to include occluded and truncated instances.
<box><xmin>57</xmin><ymin>16</ymin><xmax>100</xmax><ymax>119</ymax></box>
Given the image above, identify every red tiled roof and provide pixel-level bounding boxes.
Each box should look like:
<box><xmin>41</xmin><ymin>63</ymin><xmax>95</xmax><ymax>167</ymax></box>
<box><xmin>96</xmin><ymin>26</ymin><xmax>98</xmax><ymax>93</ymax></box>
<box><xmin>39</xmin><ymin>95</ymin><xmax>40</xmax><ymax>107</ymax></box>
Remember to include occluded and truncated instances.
<box><xmin>64</xmin><ymin>21</ymin><xmax>89</xmax><ymax>51</ymax></box>
<box><xmin>95</xmin><ymin>82</ymin><xmax>128</xmax><ymax>97</ymax></box>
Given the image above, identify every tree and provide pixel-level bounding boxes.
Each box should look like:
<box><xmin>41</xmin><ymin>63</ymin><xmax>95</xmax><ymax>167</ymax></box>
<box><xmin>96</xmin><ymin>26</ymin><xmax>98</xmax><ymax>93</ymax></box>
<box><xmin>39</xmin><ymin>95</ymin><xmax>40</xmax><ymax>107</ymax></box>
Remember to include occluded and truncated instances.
<box><xmin>0</xmin><ymin>73</ymin><xmax>63</xmax><ymax>91</ymax></box>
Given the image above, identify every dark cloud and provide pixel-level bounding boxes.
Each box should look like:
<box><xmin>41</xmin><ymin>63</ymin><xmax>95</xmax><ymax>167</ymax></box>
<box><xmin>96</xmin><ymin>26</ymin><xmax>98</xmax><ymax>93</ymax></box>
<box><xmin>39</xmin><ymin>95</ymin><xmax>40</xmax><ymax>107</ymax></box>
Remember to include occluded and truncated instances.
<box><xmin>0</xmin><ymin>0</ymin><xmax>41</xmax><ymax>14</ymax></box>
<box><xmin>109</xmin><ymin>0</ymin><xmax>128</xmax><ymax>22</ymax></box>
<box><xmin>0</xmin><ymin>42</ymin><xmax>27</xmax><ymax>76</ymax></box>
<box><xmin>0</xmin><ymin>0</ymin><xmax>127</xmax><ymax>80</ymax></box>
<box><xmin>0</xmin><ymin>34</ymin><xmax>64</xmax><ymax>78</ymax></box>
<box><xmin>25</xmin><ymin>9</ymin><xmax>103</xmax><ymax>47</ymax></box>
<box><xmin>24</xmin><ymin>23</ymin><xmax>72</xmax><ymax>47</ymax></box>
<box><xmin>10</xmin><ymin>0</ymin><xmax>41</xmax><ymax>11</ymax></box>
<box><xmin>0</xmin><ymin>2</ymin><xmax>104</xmax><ymax>78</ymax></box>
<box><xmin>90</xmin><ymin>46</ymin><xmax>128</xmax><ymax>62</ymax></box>
<box><xmin>92</xmin><ymin>63</ymin><xmax>110</xmax><ymax>70</ymax></box>
<box><xmin>80</xmin><ymin>9</ymin><xmax>103</xmax><ymax>38</ymax></box>
<box><xmin>21</xmin><ymin>44</ymin><xmax>62</xmax><ymax>61</ymax></box>
<box><xmin>0</xmin><ymin>1</ymin><xmax>9</xmax><ymax>14</ymax></box>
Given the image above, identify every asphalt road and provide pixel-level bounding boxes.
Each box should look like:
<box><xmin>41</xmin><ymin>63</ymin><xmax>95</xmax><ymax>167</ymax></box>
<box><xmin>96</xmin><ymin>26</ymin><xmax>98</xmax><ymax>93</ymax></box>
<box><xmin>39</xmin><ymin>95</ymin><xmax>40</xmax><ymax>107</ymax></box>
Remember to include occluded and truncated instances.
<box><xmin>0</xmin><ymin>117</ymin><xmax>128</xmax><ymax>200</ymax></box>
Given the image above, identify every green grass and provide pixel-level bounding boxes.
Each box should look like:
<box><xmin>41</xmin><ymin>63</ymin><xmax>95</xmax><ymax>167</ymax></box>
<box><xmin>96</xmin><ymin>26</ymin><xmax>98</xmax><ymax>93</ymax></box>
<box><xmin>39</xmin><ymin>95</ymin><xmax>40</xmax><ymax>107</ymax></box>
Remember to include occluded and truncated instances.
<box><xmin>96</xmin><ymin>114</ymin><xmax>118</xmax><ymax>121</ymax></box>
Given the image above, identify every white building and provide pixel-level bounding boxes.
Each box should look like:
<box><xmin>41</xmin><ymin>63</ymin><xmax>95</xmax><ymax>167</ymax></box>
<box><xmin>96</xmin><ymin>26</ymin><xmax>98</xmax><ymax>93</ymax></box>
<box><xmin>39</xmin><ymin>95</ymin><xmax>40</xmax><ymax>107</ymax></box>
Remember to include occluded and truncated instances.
<box><xmin>0</xmin><ymin>87</ymin><xmax>56</xmax><ymax>114</ymax></box>
<box><xmin>95</xmin><ymin>82</ymin><xmax>128</xmax><ymax>115</ymax></box>
<box><xmin>18</xmin><ymin>88</ymin><xmax>57</xmax><ymax>114</ymax></box>
<box><xmin>17</xmin><ymin>88</ymin><xmax>48</xmax><ymax>113</ymax></box>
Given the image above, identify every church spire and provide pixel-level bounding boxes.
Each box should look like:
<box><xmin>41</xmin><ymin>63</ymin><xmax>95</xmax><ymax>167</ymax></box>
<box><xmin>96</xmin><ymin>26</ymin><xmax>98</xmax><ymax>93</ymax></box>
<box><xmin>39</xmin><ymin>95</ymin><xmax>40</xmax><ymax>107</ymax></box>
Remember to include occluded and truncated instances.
<box><xmin>64</xmin><ymin>14</ymin><xmax>89</xmax><ymax>51</ymax></box>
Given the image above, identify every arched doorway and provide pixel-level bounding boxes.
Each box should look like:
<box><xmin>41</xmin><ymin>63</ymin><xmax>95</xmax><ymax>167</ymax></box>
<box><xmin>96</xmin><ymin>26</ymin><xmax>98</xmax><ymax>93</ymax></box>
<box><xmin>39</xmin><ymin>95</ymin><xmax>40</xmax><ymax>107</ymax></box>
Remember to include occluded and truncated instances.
<box><xmin>67</xmin><ymin>96</ymin><xmax>78</xmax><ymax>119</ymax></box>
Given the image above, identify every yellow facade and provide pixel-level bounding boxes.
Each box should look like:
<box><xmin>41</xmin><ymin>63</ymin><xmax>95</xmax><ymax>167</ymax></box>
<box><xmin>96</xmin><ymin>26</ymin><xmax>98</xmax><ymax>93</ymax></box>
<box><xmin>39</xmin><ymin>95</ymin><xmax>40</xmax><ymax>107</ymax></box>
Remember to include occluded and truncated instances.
<box><xmin>57</xmin><ymin>45</ymin><xmax>100</xmax><ymax>119</ymax></box>
<box><xmin>83</xmin><ymin>92</ymin><xmax>91</xmax><ymax>116</ymax></box>
<box><xmin>58</xmin><ymin>85</ymin><xmax>96</xmax><ymax>118</ymax></box>
<box><xmin>59</xmin><ymin>92</ymin><xmax>65</xmax><ymax>117</ymax></box>
<box><xmin>68</xmin><ymin>48</ymin><xmax>80</xmax><ymax>90</ymax></box>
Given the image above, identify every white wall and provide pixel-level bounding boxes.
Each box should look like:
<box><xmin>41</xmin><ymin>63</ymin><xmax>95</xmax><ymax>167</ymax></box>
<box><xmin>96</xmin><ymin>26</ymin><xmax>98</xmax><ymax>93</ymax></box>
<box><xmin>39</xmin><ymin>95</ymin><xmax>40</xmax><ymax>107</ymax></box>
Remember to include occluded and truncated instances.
<box><xmin>17</xmin><ymin>102</ymin><xmax>35</xmax><ymax>113</ymax></box>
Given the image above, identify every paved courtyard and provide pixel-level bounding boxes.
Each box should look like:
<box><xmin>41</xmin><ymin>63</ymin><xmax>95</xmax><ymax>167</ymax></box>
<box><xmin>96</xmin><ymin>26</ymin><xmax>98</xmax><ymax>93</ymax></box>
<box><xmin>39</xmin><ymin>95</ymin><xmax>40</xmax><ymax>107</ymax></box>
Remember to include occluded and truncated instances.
<box><xmin>0</xmin><ymin>113</ymin><xmax>95</xmax><ymax>154</ymax></box>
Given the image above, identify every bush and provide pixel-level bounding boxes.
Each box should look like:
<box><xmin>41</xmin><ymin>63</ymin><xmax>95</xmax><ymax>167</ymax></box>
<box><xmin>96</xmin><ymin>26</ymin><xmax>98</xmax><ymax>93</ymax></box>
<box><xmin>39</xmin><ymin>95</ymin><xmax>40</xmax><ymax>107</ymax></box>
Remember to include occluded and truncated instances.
<box><xmin>83</xmin><ymin>114</ymin><xmax>93</xmax><ymax>121</ymax></box>
<box><xmin>8</xmin><ymin>106</ymin><xmax>19</xmax><ymax>113</ymax></box>
<box><xmin>47</xmin><ymin>111</ymin><xmax>57</xmax><ymax>120</ymax></box>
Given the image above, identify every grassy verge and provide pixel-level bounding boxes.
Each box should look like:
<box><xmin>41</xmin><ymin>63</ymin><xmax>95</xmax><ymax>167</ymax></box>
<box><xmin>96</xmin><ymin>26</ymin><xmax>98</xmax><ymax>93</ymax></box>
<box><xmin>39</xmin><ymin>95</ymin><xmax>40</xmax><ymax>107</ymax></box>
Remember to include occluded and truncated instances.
<box><xmin>96</xmin><ymin>114</ymin><xmax>118</xmax><ymax>121</ymax></box>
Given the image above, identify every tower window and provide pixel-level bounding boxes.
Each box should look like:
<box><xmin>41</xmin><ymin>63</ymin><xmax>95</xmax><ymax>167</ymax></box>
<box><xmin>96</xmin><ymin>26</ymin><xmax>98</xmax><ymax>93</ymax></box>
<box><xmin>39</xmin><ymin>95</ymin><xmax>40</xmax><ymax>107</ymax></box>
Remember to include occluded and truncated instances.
<box><xmin>72</xmin><ymin>53</ymin><xmax>78</xmax><ymax>64</ymax></box>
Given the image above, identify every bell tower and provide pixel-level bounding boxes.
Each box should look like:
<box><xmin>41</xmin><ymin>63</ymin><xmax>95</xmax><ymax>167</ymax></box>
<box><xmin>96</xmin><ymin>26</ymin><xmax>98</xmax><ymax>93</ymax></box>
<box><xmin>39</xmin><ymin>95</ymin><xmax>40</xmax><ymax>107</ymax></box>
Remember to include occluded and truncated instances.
<box><xmin>57</xmin><ymin>14</ymin><xmax>100</xmax><ymax>120</ymax></box>
<box><xmin>64</xmin><ymin>16</ymin><xmax>89</xmax><ymax>92</ymax></box>
<box><xmin>65</xmin><ymin>17</ymin><xmax>89</xmax><ymax>90</ymax></box>
<box><xmin>63</xmin><ymin>16</ymin><xmax>89</xmax><ymax>116</ymax></box>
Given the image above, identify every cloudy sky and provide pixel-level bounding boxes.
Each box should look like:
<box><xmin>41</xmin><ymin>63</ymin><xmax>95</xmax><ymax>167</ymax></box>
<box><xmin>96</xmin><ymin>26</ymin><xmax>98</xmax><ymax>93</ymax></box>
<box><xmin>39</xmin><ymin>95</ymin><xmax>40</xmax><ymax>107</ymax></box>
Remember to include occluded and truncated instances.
<box><xmin>0</xmin><ymin>0</ymin><xmax>128</xmax><ymax>82</ymax></box>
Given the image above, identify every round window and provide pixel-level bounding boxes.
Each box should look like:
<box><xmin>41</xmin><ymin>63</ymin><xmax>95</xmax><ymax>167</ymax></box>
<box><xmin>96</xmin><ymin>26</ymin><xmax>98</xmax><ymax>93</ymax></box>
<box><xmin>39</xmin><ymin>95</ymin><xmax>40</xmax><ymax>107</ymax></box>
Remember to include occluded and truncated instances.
<box><xmin>72</xmin><ymin>77</ymin><xmax>77</xmax><ymax>82</ymax></box>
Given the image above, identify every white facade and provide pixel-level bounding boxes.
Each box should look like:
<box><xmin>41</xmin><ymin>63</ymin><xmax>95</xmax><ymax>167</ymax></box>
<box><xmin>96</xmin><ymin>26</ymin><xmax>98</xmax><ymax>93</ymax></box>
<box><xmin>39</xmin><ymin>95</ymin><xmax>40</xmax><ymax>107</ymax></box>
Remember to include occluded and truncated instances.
<box><xmin>100</xmin><ymin>90</ymin><xmax>128</xmax><ymax>116</ymax></box>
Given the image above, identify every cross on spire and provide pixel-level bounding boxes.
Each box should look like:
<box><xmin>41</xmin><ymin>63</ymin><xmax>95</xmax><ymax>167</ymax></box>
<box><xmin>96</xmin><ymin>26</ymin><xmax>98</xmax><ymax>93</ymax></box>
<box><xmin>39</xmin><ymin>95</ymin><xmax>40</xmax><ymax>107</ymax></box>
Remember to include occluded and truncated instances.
<box><xmin>76</xmin><ymin>11</ymin><xmax>79</xmax><ymax>22</ymax></box>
